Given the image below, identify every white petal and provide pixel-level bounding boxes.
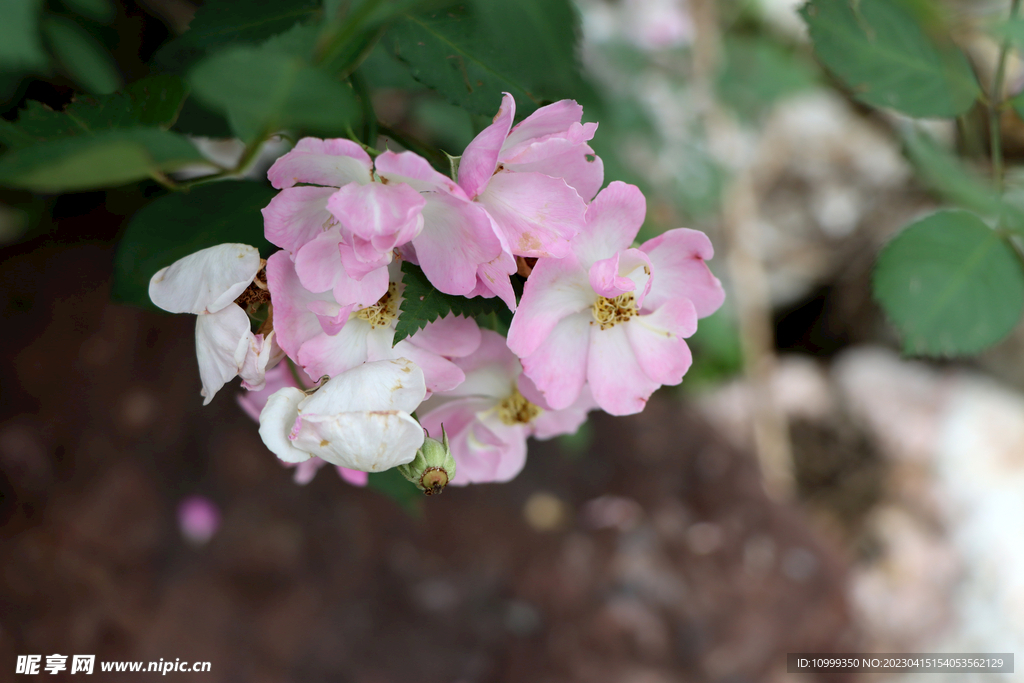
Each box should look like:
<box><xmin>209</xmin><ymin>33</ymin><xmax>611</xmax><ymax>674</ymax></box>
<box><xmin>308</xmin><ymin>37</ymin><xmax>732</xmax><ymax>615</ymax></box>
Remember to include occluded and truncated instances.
<box><xmin>300</xmin><ymin>358</ymin><xmax>426</xmax><ymax>415</ymax></box>
<box><xmin>150</xmin><ymin>243</ymin><xmax>261</xmax><ymax>314</ymax></box>
<box><xmin>295</xmin><ymin>410</ymin><xmax>425</xmax><ymax>471</ymax></box>
<box><xmin>195</xmin><ymin>305</ymin><xmax>251</xmax><ymax>405</ymax></box>
<box><xmin>258</xmin><ymin>387</ymin><xmax>313</xmax><ymax>463</ymax></box>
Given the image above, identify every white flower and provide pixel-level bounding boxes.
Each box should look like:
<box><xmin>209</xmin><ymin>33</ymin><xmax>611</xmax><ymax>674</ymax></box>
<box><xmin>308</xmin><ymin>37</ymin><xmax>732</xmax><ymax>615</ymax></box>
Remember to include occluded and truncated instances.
<box><xmin>259</xmin><ymin>358</ymin><xmax>427</xmax><ymax>472</ymax></box>
<box><xmin>149</xmin><ymin>243</ymin><xmax>281</xmax><ymax>404</ymax></box>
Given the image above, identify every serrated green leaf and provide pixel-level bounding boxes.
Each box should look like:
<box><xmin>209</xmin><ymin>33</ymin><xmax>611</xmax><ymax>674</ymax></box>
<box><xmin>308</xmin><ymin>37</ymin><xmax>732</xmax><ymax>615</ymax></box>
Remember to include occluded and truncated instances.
<box><xmin>0</xmin><ymin>128</ymin><xmax>203</xmax><ymax>192</ymax></box>
<box><xmin>800</xmin><ymin>0</ymin><xmax>980</xmax><ymax>118</ymax></box>
<box><xmin>153</xmin><ymin>0</ymin><xmax>320</xmax><ymax>72</ymax></box>
<box><xmin>873</xmin><ymin>210</ymin><xmax>1024</xmax><ymax>356</ymax></box>
<box><xmin>112</xmin><ymin>181</ymin><xmax>277</xmax><ymax>309</ymax></box>
<box><xmin>42</xmin><ymin>17</ymin><xmax>122</xmax><ymax>94</ymax></box>
<box><xmin>386</xmin><ymin>0</ymin><xmax>587</xmax><ymax>117</ymax></box>
<box><xmin>395</xmin><ymin>260</ymin><xmax>513</xmax><ymax>343</ymax></box>
<box><xmin>903</xmin><ymin>129</ymin><xmax>1024</xmax><ymax>232</ymax></box>
<box><xmin>0</xmin><ymin>75</ymin><xmax>188</xmax><ymax>149</ymax></box>
<box><xmin>0</xmin><ymin>0</ymin><xmax>48</xmax><ymax>70</ymax></box>
<box><xmin>717</xmin><ymin>35</ymin><xmax>819</xmax><ymax>118</ymax></box>
<box><xmin>188</xmin><ymin>45</ymin><xmax>359</xmax><ymax>142</ymax></box>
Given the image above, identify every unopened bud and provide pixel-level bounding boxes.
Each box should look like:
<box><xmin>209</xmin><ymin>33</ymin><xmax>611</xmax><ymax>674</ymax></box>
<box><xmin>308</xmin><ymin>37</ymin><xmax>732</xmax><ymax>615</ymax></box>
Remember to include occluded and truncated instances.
<box><xmin>398</xmin><ymin>426</ymin><xmax>456</xmax><ymax>495</ymax></box>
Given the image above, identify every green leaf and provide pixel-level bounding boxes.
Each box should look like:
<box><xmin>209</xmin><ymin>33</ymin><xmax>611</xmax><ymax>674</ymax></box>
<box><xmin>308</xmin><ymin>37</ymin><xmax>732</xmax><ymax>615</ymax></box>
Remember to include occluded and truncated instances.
<box><xmin>800</xmin><ymin>0</ymin><xmax>980</xmax><ymax>118</ymax></box>
<box><xmin>717</xmin><ymin>35</ymin><xmax>819</xmax><ymax>118</ymax></box>
<box><xmin>188</xmin><ymin>45</ymin><xmax>359</xmax><ymax>142</ymax></box>
<box><xmin>367</xmin><ymin>469</ymin><xmax>423</xmax><ymax>515</ymax></box>
<box><xmin>112</xmin><ymin>181</ymin><xmax>278</xmax><ymax>309</ymax></box>
<box><xmin>153</xmin><ymin>0</ymin><xmax>320</xmax><ymax>72</ymax></box>
<box><xmin>42</xmin><ymin>16</ymin><xmax>122</xmax><ymax>94</ymax></box>
<box><xmin>0</xmin><ymin>74</ymin><xmax>188</xmax><ymax>148</ymax></box>
<box><xmin>873</xmin><ymin>210</ymin><xmax>1024</xmax><ymax>356</ymax></box>
<box><xmin>0</xmin><ymin>128</ymin><xmax>203</xmax><ymax>192</ymax></box>
<box><xmin>903</xmin><ymin>129</ymin><xmax>1024</xmax><ymax>232</ymax></box>
<box><xmin>395</xmin><ymin>260</ymin><xmax>513</xmax><ymax>343</ymax></box>
<box><xmin>0</xmin><ymin>0</ymin><xmax>48</xmax><ymax>70</ymax></box>
<box><xmin>386</xmin><ymin>0</ymin><xmax>587</xmax><ymax>117</ymax></box>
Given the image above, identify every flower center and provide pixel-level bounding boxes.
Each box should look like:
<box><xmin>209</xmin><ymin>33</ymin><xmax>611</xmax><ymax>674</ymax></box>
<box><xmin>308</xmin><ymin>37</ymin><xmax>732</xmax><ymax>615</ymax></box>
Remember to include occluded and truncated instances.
<box><xmin>591</xmin><ymin>292</ymin><xmax>637</xmax><ymax>330</ymax></box>
<box><xmin>234</xmin><ymin>263</ymin><xmax>271</xmax><ymax>310</ymax></box>
<box><xmin>354</xmin><ymin>283</ymin><xmax>399</xmax><ymax>328</ymax></box>
<box><xmin>497</xmin><ymin>387</ymin><xmax>542</xmax><ymax>426</ymax></box>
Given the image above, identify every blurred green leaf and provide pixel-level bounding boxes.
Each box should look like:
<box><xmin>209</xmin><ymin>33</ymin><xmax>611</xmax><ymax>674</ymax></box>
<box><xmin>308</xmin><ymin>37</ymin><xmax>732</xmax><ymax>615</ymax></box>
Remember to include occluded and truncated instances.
<box><xmin>0</xmin><ymin>128</ymin><xmax>202</xmax><ymax>192</ymax></box>
<box><xmin>62</xmin><ymin>0</ymin><xmax>115</xmax><ymax>23</ymax></box>
<box><xmin>395</xmin><ymin>261</ymin><xmax>513</xmax><ymax>343</ymax></box>
<box><xmin>988</xmin><ymin>16</ymin><xmax>1024</xmax><ymax>50</ymax></box>
<box><xmin>154</xmin><ymin>0</ymin><xmax>320</xmax><ymax>72</ymax></box>
<box><xmin>386</xmin><ymin>0</ymin><xmax>587</xmax><ymax>117</ymax></box>
<box><xmin>367</xmin><ymin>469</ymin><xmax>423</xmax><ymax>515</ymax></box>
<box><xmin>873</xmin><ymin>209</ymin><xmax>1024</xmax><ymax>356</ymax></box>
<box><xmin>0</xmin><ymin>0</ymin><xmax>48</xmax><ymax>70</ymax></box>
<box><xmin>903</xmin><ymin>129</ymin><xmax>1024</xmax><ymax>232</ymax></box>
<box><xmin>0</xmin><ymin>74</ymin><xmax>188</xmax><ymax>148</ymax></box>
<box><xmin>718</xmin><ymin>35</ymin><xmax>818</xmax><ymax>118</ymax></box>
<box><xmin>800</xmin><ymin>0</ymin><xmax>979</xmax><ymax>118</ymax></box>
<box><xmin>189</xmin><ymin>45</ymin><xmax>359</xmax><ymax>142</ymax></box>
<box><xmin>112</xmin><ymin>181</ymin><xmax>277</xmax><ymax>309</ymax></box>
<box><xmin>680</xmin><ymin>304</ymin><xmax>743</xmax><ymax>392</ymax></box>
<box><xmin>42</xmin><ymin>16</ymin><xmax>122</xmax><ymax>94</ymax></box>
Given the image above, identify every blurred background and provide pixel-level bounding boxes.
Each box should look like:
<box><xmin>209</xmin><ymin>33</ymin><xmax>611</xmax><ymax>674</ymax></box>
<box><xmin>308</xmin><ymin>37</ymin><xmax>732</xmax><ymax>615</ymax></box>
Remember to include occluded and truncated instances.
<box><xmin>2</xmin><ymin>0</ymin><xmax>1024</xmax><ymax>681</ymax></box>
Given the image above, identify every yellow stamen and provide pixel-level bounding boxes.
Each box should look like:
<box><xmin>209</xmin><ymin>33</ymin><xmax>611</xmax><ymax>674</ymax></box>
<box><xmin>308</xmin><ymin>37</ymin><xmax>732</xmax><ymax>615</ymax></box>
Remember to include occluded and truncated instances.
<box><xmin>354</xmin><ymin>283</ymin><xmax>399</xmax><ymax>328</ymax></box>
<box><xmin>591</xmin><ymin>292</ymin><xmax>637</xmax><ymax>330</ymax></box>
<box><xmin>497</xmin><ymin>387</ymin><xmax>542</xmax><ymax>426</ymax></box>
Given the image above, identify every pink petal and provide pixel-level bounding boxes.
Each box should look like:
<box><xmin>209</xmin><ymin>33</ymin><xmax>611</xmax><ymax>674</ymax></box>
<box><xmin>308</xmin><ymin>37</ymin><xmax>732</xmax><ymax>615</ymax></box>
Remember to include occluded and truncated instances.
<box><xmin>506</xmin><ymin>253</ymin><xmax>592</xmax><ymax>359</ymax></box>
<box><xmin>407</xmin><ymin>313</ymin><xmax>482</xmax><ymax>359</ymax></box>
<box><xmin>374</xmin><ymin>150</ymin><xmax>464</xmax><ymax>197</ymax></box>
<box><xmin>474</xmin><ymin>249</ymin><xmax>518</xmax><ymax>311</ymax></box>
<box><xmin>392</xmin><ymin>340</ymin><xmax>466</xmax><ymax>395</ymax></box>
<box><xmin>588</xmin><ymin>248</ymin><xmax>652</xmax><ymax>305</ymax></box>
<box><xmin>294</xmin><ymin>227</ymin><xmax>345</xmax><ymax>293</ymax></box>
<box><xmin>332</xmin><ymin>257</ymin><xmax>390</xmax><ymax>309</ymax></box>
<box><xmin>625</xmin><ymin>299</ymin><xmax>697</xmax><ymax>386</ymax></box>
<box><xmin>266</xmin><ymin>251</ymin><xmax>338</xmax><ymax>364</ymax></box>
<box><xmin>296</xmin><ymin>318</ymin><xmax>373</xmax><ymax>380</ymax></box>
<box><xmin>262</xmin><ymin>186</ymin><xmax>337</xmax><ymax>254</ymax></box>
<box><xmin>267</xmin><ymin>137</ymin><xmax>373</xmax><ymax>189</ymax></box>
<box><xmin>237</xmin><ymin>363</ymin><xmax>301</xmax><ymax>422</ymax></box>
<box><xmin>503</xmin><ymin>100</ymin><xmax>586</xmax><ymax>154</ymax></box>
<box><xmin>337</xmin><ymin>467</ymin><xmax>369</xmax><ymax>487</ymax></box>
<box><xmin>503</xmin><ymin>141</ymin><xmax>604</xmax><ymax>202</ymax></box>
<box><xmin>293</xmin><ymin>458</ymin><xmax>326</xmax><ymax>485</ymax></box>
<box><xmin>528</xmin><ymin>383</ymin><xmax>596</xmax><ymax>440</ymax></box>
<box><xmin>413</xmin><ymin>192</ymin><xmax>502</xmax><ymax>296</ymax></box>
<box><xmin>572</xmin><ymin>181</ymin><xmax>647</xmax><ymax>269</ymax></box>
<box><xmin>519</xmin><ymin>311</ymin><xmax>592</xmax><ymax>410</ymax></box>
<box><xmin>326</xmin><ymin>181</ymin><xmax>425</xmax><ymax>253</ymax></box>
<box><xmin>477</xmin><ymin>171</ymin><xmax>586</xmax><ymax>258</ymax></box>
<box><xmin>338</xmin><ymin>242</ymin><xmax>392</xmax><ymax>281</ymax></box>
<box><xmin>639</xmin><ymin>228</ymin><xmax>725</xmax><ymax>317</ymax></box>
<box><xmin>586</xmin><ymin>324</ymin><xmax>660</xmax><ymax>416</ymax></box>
<box><xmin>458</xmin><ymin>92</ymin><xmax>514</xmax><ymax>199</ymax></box>
<box><xmin>420</xmin><ymin>399</ymin><xmax>527</xmax><ymax>485</ymax></box>
<box><xmin>306</xmin><ymin>299</ymin><xmax>354</xmax><ymax>336</ymax></box>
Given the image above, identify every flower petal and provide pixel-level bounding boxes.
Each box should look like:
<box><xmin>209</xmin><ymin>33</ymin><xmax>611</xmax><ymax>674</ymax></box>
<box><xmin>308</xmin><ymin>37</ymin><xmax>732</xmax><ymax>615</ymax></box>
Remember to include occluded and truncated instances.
<box><xmin>150</xmin><ymin>243</ymin><xmax>260</xmax><ymax>314</ymax></box>
<box><xmin>458</xmin><ymin>92</ymin><xmax>514</xmax><ymax>198</ymax></box>
<box><xmin>266</xmin><ymin>251</ymin><xmax>339</xmax><ymax>365</ymax></box>
<box><xmin>625</xmin><ymin>299</ymin><xmax>697</xmax><ymax>386</ymax></box>
<box><xmin>267</xmin><ymin>137</ymin><xmax>372</xmax><ymax>189</ymax></box>
<box><xmin>413</xmin><ymin>192</ymin><xmax>503</xmax><ymax>296</ymax></box>
<box><xmin>476</xmin><ymin>171</ymin><xmax>585</xmax><ymax>258</ymax></box>
<box><xmin>296</xmin><ymin>410</ymin><xmax>424</xmax><ymax>472</ymax></box>
<box><xmin>326</xmin><ymin>181</ymin><xmax>425</xmax><ymax>253</ymax></box>
<box><xmin>407</xmin><ymin>312</ymin><xmax>482</xmax><ymax>359</ymax></box>
<box><xmin>507</xmin><ymin>252</ymin><xmax>592</xmax><ymax>359</ymax></box>
<box><xmin>300</xmin><ymin>357</ymin><xmax>426</xmax><ymax>415</ymax></box>
<box><xmin>258</xmin><ymin>387</ymin><xmax>312</xmax><ymax>463</ymax></box>
<box><xmin>586</xmin><ymin>323</ymin><xmax>660</xmax><ymax>416</ymax></box>
<box><xmin>374</xmin><ymin>150</ymin><xmax>464</xmax><ymax>196</ymax></box>
<box><xmin>503</xmin><ymin>141</ymin><xmax>604</xmax><ymax>202</ymax></box>
<box><xmin>502</xmin><ymin>99</ymin><xmax>587</xmax><ymax>153</ymax></box>
<box><xmin>519</xmin><ymin>311</ymin><xmax>592</xmax><ymax>410</ymax></box>
<box><xmin>261</xmin><ymin>186</ymin><xmax>337</xmax><ymax>254</ymax></box>
<box><xmin>572</xmin><ymin>181</ymin><xmax>646</xmax><ymax>269</ymax></box>
<box><xmin>195</xmin><ymin>304</ymin><xmax>252</xmax><ymax>405</ymax></box>
<box><xmin>639</xmin><ymin>228</ymin><xmax>725</xmax><ymax>317</ymax></box>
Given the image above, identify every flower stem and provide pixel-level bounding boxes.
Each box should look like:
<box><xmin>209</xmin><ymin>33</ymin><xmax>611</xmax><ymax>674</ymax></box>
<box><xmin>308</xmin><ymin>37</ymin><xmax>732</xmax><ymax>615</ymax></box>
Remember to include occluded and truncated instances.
<box><xmin>991</xmin><ymin>0</ymin><xmax>1022</xmax><ymax>192</ymax></box>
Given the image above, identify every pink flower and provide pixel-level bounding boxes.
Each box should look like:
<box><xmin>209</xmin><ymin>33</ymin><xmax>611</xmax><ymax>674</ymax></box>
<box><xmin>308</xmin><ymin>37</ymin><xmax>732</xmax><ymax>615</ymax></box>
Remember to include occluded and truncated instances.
<box><xmin>506</xmin><ymin>182</ymin><xmax>725</xmax><ymax>416</ymax></box>
<box><xmin>148</xmin><ymin>243</ymin><xmax>283</xmax><ymax>404</ymax></box>
<box><xmin>237</xmin><ymin>363</ymin><xmax>368</xmax><ymax>487</ymax></box>
<box><xmin>266</xmin><ymin>251</ymin><xmax>482</xmax><ymax>394</ymax></box>
<box><xmin>177</xmin><ymin>495</ymin><xmax>221</xmax><ymax>545</ymax></box>
<box><xmin>418</xmin><ymin>331</ymin><xmax>595</xmax><ymax>484</ymax></box>
<box><xmin>458</xmin><ymin>94</ymin><xmax>599</xmax><ymax>260</ymax></box>
<box><xmin>263</xmin><ymin>138</ymin><xmax>506</xmax><ymax>305</ymax></box>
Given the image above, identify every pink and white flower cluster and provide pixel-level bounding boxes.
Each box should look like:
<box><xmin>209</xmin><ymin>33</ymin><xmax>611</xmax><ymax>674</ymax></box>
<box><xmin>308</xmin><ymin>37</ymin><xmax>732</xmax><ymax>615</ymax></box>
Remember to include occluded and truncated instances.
<box><xmin>151</xmin><ymin>93</ymin><xmax>724</xmax><ymax>489</ymax></box>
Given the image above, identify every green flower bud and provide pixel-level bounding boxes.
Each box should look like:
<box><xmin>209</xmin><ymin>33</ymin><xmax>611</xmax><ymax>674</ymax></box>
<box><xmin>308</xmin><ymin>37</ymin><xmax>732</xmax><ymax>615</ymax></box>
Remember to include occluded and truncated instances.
<box><xmin>397</xmin><ymin>426</ymin><xmax>456</xmax><ymax>495</ymax></box>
